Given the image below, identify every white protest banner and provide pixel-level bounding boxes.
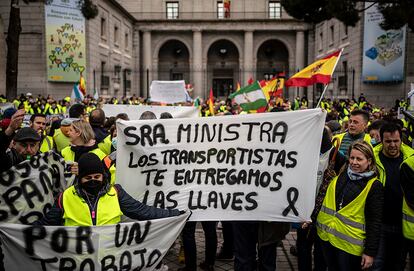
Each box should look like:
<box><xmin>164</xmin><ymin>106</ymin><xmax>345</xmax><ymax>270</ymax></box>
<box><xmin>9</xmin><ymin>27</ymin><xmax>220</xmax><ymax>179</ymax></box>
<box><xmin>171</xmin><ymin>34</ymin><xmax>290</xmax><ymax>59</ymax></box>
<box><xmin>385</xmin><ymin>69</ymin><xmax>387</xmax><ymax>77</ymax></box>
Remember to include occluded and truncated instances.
<box><xmin>102</xmin><ymin>104</ymin><xmax>199</xmax><ymax>119</ymax></box>
<box><xmin>116</xmin><ymin>109</ymin><xmax>326</xmax><ymax>222</ymax></box>
<box><xmin>0</xmin><ymin>151</ymin><xmax>68</xmax><ymax>224</ymax></box>
<box><xmin>0</xmin><ymin>213</ymin><xmax>189</xmax><ymax>271</ymax></box>
<box><xmin>149</xmin><ymin>80</ymin><xmax>187</xmax><ymax>104</ymax></box>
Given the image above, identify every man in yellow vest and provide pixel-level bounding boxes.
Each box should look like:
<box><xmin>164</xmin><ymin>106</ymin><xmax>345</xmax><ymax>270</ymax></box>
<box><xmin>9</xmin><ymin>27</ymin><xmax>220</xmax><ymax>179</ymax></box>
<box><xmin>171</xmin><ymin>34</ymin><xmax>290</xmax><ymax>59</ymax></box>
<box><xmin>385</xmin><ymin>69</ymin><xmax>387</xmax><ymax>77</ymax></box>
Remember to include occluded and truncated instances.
<box><xmin>33</xmin><ymin>152</ymin><xmax>184</xmax><ymax>226</ymax></box>
<box><xmin>372</xmin><ymin>122</ymin><xmax>414</xmax><ymax>270</ymax></box>
<box><xmin>30</xmin><ymin>113</ymin><xmax>55</xmax><ymax>153</ymax></box>
<box><xmin>400</xmin><ymin>155</ymin><xmax>414</xmax><ymax>269</ymax></box>
<box><xmin>333</xmin><ymin>109</ymin><xmax>372</xmax><ymax>157</ymax></box>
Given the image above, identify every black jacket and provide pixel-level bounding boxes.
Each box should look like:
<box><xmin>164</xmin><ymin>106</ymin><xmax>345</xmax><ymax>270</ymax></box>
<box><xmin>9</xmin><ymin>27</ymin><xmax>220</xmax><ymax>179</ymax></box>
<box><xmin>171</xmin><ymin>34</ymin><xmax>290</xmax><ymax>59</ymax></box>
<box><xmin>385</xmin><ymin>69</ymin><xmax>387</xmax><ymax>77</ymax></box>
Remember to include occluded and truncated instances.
<box><xmin>0</xmin><ymin>130</ymin><xmax>21</xmax><ymax>173</ymax></box>
<box><xmin>33</xmin><ymin>184</ymin><xmax>180</xmax><ymax>226</ymax></box>
<box><xmin>92</xmin><ymin>126</ymin><xmax>109</xmax><ymax>144</ymax></box>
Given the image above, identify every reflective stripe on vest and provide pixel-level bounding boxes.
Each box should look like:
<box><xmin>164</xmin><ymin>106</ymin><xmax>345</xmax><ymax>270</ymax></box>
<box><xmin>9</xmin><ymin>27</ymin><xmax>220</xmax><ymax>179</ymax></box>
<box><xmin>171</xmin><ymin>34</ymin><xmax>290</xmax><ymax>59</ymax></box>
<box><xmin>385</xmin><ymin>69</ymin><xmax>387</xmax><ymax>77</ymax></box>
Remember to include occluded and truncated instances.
<box><xmin>320</xmin><ymin>206</ymin><xmax>365</xmax><ymax>231</ymax></box>
<box><xmin>63</xmin><ymin>186</ymin><xmax>123</xmax><ymax>226</ymax></box>
<box><xmin>403</xmin><ymin>197</ymin><xmax>414</xmax><ymax>240</ymax></box>
<box><xmin>40</xmin><ymin>136</ymin><xmax>53</xmax><ymax>153</ymax></box>
<box><xmin>316</xmin><ymin>221</ymin><xmax>364</xmax><ymax>247</ymax></box>
<box><xmin>317</xmin><ymin>175</ymin><xmax>376</xmax><ymax>256</ymax></box>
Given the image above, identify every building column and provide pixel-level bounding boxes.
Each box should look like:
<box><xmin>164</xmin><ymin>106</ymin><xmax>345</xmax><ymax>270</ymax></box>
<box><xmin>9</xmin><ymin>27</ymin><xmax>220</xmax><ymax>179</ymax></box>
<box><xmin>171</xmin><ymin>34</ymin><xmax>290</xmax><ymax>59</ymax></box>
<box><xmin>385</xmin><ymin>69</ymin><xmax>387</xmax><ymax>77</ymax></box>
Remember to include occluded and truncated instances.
<box><xmin>244</xmin><ymin>31</ymin><xmax>254</xmax><ymax>85</ymax></box>
<box><xmin>142</xmin><ymin>30</ymin><xmax>152</xmax><ymax>98</ymax></box>
<box><xmin>132</xmin><ymin>29</ymin><xmax>140</xmax><ymax>97</ymax></box>
<box><xmin>192</xmin><ymin>30</ymin><xmax>203</xmax><ymax>99</ymax></box>
<box><xmin>295</xmin><ymin>31</ymin><xmax>305</xmax><ymax>98</ymax></box>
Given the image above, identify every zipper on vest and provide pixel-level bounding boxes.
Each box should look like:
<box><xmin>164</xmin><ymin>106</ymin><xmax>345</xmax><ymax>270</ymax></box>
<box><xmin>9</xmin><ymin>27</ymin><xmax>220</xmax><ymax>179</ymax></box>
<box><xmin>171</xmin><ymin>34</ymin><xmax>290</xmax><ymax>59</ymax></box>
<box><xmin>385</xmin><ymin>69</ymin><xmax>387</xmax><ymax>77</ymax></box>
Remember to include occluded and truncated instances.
<box><xmin>84</xmin><ymin>193</ymin><xmax>99</xmax><ymax>225</ymax></box>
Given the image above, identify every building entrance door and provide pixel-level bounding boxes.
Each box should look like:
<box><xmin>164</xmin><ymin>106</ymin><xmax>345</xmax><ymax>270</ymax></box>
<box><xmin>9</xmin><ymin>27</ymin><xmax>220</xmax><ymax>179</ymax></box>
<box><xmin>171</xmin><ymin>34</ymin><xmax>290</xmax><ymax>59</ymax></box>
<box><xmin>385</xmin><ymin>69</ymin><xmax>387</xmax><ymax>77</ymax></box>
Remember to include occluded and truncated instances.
<box><xmin>213</xmin><ymin>78</ymin><xmax>233</xmax><ymax>98</ymax></box>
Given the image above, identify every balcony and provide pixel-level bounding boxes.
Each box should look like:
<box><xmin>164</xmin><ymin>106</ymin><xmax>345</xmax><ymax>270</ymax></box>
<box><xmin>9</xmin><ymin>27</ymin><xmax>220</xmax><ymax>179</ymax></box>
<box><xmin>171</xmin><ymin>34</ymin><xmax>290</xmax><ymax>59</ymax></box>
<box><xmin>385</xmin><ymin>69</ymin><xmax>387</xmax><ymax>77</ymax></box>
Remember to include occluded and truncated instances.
<box><xmin>131</xmin><ymin>11</ymin><xmax>292</xmax><ymax>21</ymax></box>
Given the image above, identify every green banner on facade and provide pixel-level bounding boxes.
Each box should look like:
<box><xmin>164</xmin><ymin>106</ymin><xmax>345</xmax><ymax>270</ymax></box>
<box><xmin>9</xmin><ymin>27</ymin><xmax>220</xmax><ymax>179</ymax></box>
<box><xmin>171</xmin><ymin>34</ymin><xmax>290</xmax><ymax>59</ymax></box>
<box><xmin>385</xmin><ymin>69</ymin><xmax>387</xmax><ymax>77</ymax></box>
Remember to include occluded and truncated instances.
<box><xmin>45</xmin><ymin>0</ymin><xmax>86</xmax><ymax>82</ymax></box>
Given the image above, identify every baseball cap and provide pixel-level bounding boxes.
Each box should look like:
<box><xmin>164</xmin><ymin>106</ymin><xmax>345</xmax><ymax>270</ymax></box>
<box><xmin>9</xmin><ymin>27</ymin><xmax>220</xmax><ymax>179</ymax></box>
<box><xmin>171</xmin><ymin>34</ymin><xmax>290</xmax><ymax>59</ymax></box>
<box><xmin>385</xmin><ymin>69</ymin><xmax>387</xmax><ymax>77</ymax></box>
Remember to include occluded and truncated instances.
<box><xmin>14</xmin><ymin>127</ymin><xmax>41</xmax><ymax>142</ymax></box>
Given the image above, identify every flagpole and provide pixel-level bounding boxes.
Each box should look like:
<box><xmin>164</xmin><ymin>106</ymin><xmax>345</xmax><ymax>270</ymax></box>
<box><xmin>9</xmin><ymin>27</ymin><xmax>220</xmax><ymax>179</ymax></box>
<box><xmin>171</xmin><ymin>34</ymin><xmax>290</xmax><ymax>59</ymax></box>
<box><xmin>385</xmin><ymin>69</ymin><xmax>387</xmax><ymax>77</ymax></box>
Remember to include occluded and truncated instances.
<box><xmin>315</xmin><ymin>48</ymin><xmax>344</xmax><ymax>108</ymax></box>
<box><xmin>316</xmin><ymin>84</ymin><xmax>329</xmax><ymax>108</ymax></box>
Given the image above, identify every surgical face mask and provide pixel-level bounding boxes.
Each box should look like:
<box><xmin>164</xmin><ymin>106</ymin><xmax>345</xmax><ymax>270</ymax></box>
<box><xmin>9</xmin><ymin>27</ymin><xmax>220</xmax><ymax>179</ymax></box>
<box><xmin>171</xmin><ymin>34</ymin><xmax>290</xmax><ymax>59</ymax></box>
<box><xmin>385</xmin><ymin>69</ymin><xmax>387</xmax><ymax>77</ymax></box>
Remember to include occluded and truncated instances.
<box><xmin>111</xmin><ymin>137</ymin><xmax>117</xmax><ymax>150</ymax></box>
<box><xmin>81</xmin><ymin>179</ymin><xmax>103</xmax><ymax>195</ymax></box>
<box><xmin>370</xmin><ymin>138</ymin><xmax>377</xmax><ymax>146</ymax></box>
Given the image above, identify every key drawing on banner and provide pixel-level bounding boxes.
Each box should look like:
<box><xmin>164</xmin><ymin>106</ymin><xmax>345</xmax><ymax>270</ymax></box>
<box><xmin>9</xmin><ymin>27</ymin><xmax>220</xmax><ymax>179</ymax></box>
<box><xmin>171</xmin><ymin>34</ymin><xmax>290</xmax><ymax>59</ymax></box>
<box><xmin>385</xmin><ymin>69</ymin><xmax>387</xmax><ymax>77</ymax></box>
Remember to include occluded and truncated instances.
<box><xmin>0</xmin><ymin>151</ymin><xmax>69</xmax><ymax>224</ymax></box>
<box><xmin>116</xmin><ymin>109</ymin><xmax>326</xmax><ymax>222</ymax></box>
<box><xmin>0</xmin><ymin>213</ymin><xmax>189</xmax><ymax>271</ymax></box>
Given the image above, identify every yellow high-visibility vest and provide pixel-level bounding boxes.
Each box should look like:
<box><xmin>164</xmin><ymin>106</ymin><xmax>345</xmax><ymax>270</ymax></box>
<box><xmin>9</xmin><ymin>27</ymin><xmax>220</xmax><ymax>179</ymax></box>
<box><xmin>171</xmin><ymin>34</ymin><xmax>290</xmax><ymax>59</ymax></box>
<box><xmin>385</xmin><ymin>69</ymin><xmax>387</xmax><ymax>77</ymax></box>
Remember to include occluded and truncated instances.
<box><xmin>403</xmin><ymin>197</ymin><xmax>414</xmax><ymax>240</ymax></box>
<box><xmin>317</xmin><ymin>175</ymin><xmax>376</xmax><ymax>256</ymax></box>
<box><xmin>373</xmin><ymin>143</ymin><xmax>414</xmax><ymax>185</ymax></box>
<box><xmin>332</xmin><ymin>132</ymin><xmax>372</xmax><ymax>150</ymax></box>
<box><xmin>40</xmin><ymin>136</ymin><xmax>54</xmax><ymax>153</ymax></box>
<box><xmin>62</xmin><ymin>186</ymin><xmax>122</xmax><ymax>226</ymax></box>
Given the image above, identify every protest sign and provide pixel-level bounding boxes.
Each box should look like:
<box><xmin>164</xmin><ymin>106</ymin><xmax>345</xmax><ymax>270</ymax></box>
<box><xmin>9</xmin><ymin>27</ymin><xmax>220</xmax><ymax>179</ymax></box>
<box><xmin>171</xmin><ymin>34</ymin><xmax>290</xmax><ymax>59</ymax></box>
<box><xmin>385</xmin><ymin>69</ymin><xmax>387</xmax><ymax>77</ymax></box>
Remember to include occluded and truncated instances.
<box><xmin>149</xmin><ymin>80</ymin><xmax>187</xmax><ymax>104</ymax></box>
<box><xmin>102</xmin><ymin>104</ymin><xmax>199</xmax><ymax>120</ymax></box>
<box><xmin>0</xmin><ymin>151</ymin><xmax>69</xmax><ymax>224</ymax></box>
<box><xmin>0</xmin><ymin>213</ymin><xmax>189</xmax><ymax>271</ymax></box>
<box><xmin>116</xmin><ymin>109</ymin><xmax>326</xmax><ymax>222</ymax></box>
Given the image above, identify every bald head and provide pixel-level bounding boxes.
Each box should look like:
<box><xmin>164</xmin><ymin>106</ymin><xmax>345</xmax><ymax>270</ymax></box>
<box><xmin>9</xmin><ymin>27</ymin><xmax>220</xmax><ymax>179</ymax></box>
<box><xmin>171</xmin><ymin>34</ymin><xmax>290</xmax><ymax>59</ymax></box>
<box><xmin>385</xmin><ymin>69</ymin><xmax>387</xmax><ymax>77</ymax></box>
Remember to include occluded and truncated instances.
<box><xmin>89</xmin><ymin>109</ymin><xmax>106</xmax><ymax>127</ymax></box>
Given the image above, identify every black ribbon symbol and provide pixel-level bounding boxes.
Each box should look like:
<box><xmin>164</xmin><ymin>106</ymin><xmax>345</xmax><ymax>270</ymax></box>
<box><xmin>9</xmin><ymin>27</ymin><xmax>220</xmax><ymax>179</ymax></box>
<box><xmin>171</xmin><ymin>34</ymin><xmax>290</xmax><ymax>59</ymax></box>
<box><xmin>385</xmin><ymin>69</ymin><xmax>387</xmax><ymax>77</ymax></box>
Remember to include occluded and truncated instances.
<box><xmin>282</xmin><ymin>187</ymin><xmax>299</xmax><ymax>216</ymax></box>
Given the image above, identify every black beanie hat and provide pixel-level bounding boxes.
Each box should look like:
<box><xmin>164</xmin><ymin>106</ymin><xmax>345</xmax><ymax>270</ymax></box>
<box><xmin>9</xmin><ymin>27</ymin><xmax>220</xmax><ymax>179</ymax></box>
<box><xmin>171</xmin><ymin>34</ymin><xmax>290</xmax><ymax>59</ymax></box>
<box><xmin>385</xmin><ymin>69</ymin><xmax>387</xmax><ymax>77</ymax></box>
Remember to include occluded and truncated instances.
<box><xmin>78</xmin><ymin>153</ymin><xmax>104</xmax><ymax>179</ymax></box>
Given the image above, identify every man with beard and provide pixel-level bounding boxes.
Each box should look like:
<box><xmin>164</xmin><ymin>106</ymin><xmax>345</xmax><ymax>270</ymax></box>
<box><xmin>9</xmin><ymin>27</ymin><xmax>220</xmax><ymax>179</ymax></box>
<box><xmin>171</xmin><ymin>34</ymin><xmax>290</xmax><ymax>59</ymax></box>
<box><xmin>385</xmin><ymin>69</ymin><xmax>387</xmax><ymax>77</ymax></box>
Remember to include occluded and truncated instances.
<box><xmin>30</xmin><ymin>113</ymin><xmax>55</xmax><ymax>153</ymax></box>
<box><xmin>372</xmin><ymin>122</ymin><xmax>414</xmax><ymax>270</ymax></box>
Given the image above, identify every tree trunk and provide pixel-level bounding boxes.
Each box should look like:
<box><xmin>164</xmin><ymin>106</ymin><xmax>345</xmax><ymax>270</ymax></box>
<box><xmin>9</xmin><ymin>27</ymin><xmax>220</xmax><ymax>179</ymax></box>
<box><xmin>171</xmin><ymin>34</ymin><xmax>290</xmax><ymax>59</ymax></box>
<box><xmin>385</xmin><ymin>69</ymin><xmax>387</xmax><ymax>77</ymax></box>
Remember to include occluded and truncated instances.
<box><xmin>6</xmin><ymin>0</ymin><xmax>21</xmax><ymax>101</ymax></box>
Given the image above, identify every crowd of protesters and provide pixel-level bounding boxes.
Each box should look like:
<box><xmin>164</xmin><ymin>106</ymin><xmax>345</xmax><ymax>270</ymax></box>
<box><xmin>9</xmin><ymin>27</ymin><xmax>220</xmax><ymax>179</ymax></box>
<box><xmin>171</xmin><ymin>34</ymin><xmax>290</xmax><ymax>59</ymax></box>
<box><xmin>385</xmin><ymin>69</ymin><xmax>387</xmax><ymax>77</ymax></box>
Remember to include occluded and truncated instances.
<box><xmin>0</xmin><ymin>91</ymin><xmax>413</xmax><ymax>271</ymax></box>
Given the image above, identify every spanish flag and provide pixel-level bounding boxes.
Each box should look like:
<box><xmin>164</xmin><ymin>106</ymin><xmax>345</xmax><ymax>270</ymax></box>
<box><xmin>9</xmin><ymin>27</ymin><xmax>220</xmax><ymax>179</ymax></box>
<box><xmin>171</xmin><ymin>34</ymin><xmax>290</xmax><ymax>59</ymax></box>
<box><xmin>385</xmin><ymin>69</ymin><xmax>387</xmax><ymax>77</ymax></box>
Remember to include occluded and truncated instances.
<box><xmin>208</xmin><ymin>88</ymin><xmax>215</xmax><ymax>116</ymax></box>
<box><xmin>262</xmin><ymin>73</ymin><xmax>285</xmax><ymax>100</ymax></box>
<box><xmin>285</xmin><ymin>49</ymin><xmax>343</xmax><ymax>87</ymax></box>
<box><xmin>79</xmin><ymin>73</ymin><xmax>86</xmax><ymax>96</ymax></box>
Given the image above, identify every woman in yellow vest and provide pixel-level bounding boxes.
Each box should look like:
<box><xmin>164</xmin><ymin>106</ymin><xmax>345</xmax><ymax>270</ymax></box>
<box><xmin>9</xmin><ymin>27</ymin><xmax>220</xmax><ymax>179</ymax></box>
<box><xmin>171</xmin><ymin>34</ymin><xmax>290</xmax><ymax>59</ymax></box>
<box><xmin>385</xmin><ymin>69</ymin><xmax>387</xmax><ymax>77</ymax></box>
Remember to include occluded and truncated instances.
<box><xmin>33</xmin><ymin>152</ymin><xmax>183</xmax><ymax>226</ymax></box>
<box><xmin>317</xmin><ymin>141</ymin><xmax>383</xmax><ymax>270</ymax></box>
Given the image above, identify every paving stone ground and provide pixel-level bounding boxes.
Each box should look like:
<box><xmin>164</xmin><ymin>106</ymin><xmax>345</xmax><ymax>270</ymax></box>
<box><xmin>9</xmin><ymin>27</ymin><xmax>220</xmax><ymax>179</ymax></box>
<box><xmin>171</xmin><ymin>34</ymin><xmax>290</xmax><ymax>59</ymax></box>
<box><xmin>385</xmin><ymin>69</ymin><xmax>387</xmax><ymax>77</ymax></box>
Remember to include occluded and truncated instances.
<box><xmin>164</xmin><ymin>225</ymin><xmax>298</xmax><ymax>271</ymax></box>
<box><xmin>164</xmin><ymin>224</ymin><xmax>412</xmax><ymax>271</ymax></box>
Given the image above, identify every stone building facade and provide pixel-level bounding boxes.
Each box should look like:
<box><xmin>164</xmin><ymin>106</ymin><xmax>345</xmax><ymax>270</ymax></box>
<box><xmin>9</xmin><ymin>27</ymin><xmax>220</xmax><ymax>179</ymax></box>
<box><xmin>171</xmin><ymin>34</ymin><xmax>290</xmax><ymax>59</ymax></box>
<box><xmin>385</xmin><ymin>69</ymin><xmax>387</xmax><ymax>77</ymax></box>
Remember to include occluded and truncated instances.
<box><xmin>0</xmin><ymin>0</ymin><xmax>311</xmax><ymax>101</ymax></box>
<box><xmin>0</xmin><ymin>0</ymin><xmax>412</xmax><ymax>107</ymax></box>
<box><xmin>0</xmin><ymin>0</ymin><xmax>135</xmax><ymax>99</ymax></box>
<box><xmin>120</xmin><ymin>0</ymin><xmax>312</xmax><ymax>100</ymax></box>
<box><xmin>313</xmin><ymin>9</ymin><xmax>414</xmax><ymax>107</ymax></box>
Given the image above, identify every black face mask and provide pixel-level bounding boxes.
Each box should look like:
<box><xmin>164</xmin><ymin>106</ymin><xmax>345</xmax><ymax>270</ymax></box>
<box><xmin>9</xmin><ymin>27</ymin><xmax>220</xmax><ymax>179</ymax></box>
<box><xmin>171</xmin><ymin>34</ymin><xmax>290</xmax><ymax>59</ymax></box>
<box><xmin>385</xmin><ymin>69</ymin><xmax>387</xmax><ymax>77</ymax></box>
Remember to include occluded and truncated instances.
<box><xmin>81</xmin><ymin>179</ymin><xmax>104</xmax><ymax>195</ymax></box>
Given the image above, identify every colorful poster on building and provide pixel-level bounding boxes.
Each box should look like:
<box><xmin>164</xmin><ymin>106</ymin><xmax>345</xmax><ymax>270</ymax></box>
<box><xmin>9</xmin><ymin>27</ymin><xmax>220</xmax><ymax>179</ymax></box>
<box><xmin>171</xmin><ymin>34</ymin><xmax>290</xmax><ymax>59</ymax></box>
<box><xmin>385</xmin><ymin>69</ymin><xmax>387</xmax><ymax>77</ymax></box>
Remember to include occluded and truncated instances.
<box><xmin>45</xmin><ymin>0</ymin><xmax>86</xmax><ymax>82</ymax></box>
<box><xmin>362</xmin><ymin>3</ymin><xmax>406</xmax><ymax>83</ymax></box>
